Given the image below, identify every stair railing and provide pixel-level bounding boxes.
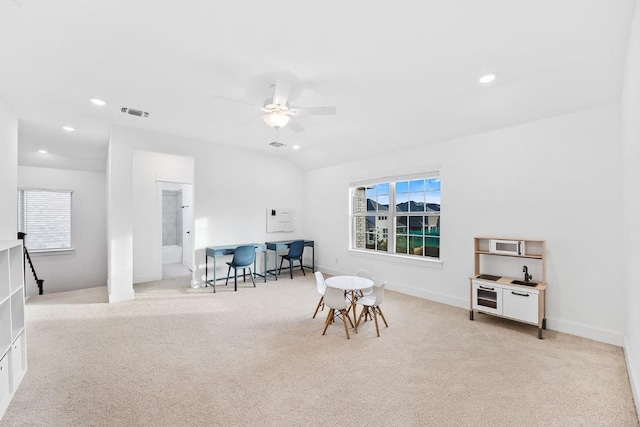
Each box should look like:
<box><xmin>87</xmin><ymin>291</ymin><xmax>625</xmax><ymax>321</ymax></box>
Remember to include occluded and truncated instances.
<box><xmin>17</xmin><ymin>232</ymin><xmax>44</xmax><ymax>295</ymax></box>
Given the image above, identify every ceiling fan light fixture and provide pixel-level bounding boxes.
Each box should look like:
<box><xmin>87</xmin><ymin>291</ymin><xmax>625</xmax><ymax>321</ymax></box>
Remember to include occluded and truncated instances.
<box><xmin>263</xmin><ymin>111</ymin><xmax>290</xmax><ymax>128</ymax></box>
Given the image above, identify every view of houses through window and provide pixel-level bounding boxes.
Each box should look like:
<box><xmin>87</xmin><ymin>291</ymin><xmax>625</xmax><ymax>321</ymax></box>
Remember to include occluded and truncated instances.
<box><xmin>18</xmin><ymin>189</ymin><xmax>73</xmax><ymax>251</ymax></box>
<box><xmin>351</xmin><ymin>175</ymin><xmax>440</xmax><ymax>258</ymax></box>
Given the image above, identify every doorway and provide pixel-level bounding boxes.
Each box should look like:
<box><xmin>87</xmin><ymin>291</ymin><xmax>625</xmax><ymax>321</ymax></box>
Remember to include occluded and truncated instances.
<box><xmin>161</xmin><ymin>182</ymin><xmax>194</xmax><ymax>279</ymax></box>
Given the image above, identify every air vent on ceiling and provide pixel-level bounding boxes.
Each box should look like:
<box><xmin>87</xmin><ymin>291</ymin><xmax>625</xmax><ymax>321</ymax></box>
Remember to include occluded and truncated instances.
<box><xmin>121</xmin><ymin>107</ymin><xmax>150</xmax><ymax>118</ymax></box>
<box><xmin>269</xmin><ymin>141</ymin><xmax>285</xmax><ymax>147</ymax></box>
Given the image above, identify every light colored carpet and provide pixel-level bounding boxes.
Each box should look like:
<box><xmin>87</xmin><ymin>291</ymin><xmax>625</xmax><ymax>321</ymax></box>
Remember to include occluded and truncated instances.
<box><xmin>1</xmin><ymin>273</ymin><xmax>638</xmax><ymax>426</ymax></box>
<box><xmin>162</xmin><ymin>263</ymin><xmax>191</xmax><ymax>280</ymax></box>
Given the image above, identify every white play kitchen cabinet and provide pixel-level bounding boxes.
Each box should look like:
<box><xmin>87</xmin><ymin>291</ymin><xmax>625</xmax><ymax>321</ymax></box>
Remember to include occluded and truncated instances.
<box><xmin>469</xmin><ymin>237</ymin><xmax>547</xmax><ymax>339</ymax></box>
<box><xmin>0</xmin><ymin>240</ymin><xmax>27</xmax><ymax>419</ymax></box>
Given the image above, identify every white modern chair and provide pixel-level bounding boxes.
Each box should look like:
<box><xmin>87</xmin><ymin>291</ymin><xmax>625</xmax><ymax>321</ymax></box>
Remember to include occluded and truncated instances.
<box><xmin>355</xmin><ymin>282</ymin><xmax>388</xmax><ymax>337</ymax></box>
<box><xmin>322</xmin><ymin>287</ymin><xmax>354</xmax><ymax>339</ymax></box>
<box><xmin>355</xmin><ymin>268</ymin><xmax>373</xmax><ymax>297</ymax></box>
<box><xmin>313</xmin><ymin>271</ymin><xmax>327</xmax><ymax>318</ymax></box>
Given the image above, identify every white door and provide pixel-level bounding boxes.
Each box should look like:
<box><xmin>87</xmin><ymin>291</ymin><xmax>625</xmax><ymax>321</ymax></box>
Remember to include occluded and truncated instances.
<box><xmin>181</xmin><ymin>184</ymin><xmax>193</xmax><ymax>271</ymax></box>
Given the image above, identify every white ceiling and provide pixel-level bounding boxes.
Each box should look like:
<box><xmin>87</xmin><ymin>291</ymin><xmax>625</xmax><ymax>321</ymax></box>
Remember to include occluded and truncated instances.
<box><xmin>0</xmin><ymin>0</ymin><xmax>636</xmax><ymax>172</ymax></box>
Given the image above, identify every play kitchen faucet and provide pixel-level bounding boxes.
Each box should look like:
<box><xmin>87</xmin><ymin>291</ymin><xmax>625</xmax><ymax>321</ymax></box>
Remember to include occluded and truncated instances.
<box><xmin>522</xmin><ymin>265</ymin><xmax>532</xmax><ymax>282</ymax></box>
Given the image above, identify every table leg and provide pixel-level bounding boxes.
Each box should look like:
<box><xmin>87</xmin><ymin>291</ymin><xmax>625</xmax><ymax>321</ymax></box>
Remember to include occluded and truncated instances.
<box><xmin>263</xmin><ymin>251</ymin><xmax>267</xmax><ymax>282</ymax></box>
<box><xmin>274</xmin><ymin>249</ymin><xmax>278</xmax><ymax>280</ymax></box>
<box><xmin>205</xmin><ymin>254</ymin><xmax>208</xmax><ymax>287</ymax></box>
<box><xmin>351</xmin><ymin>291</ymin><xmax>358</xmax><ymax>330</ymax></box>
<box><xmin>213</xmin><ymin>255</ymin><xmax>217</xmax><ymax>292</ymax></box>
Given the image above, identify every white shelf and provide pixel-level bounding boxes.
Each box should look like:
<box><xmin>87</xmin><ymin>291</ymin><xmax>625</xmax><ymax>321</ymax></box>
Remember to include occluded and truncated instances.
<box><xmin>0</xmin><ymin>355</ymin><xmax>9</xmax><ymax>416</ymax></box>
<box><xmin>0</xmin><ymin>240</ymin><xmax>26</xmax><ymax>421</ymax></box>
<box><xmin>474</xmin><ymin>250</ymin><xmax>543</xmax><ymax>259</ymax></box>
<box><xmin>8</xmin><ymin>246</ymin><xmax>22</xmax><ymax>295</ymax></box>
<box><xmin>0</xmin><ymin>251</ymin><xmax>8</xmax><ymax>302</ymax></box>
<box><xmin>9</xmin><ymin>333</ymin><xmax>26</xmax><ymax>391</ymax></box>
<box><xmin>0</xmin><ymin>301</ymin><xmax>10</xmax><ymax>356</ymax></box>
<box><xmin>9</xmin><ymin>292</ymin><xmax>24</xmax><ymax>341</ymax></box>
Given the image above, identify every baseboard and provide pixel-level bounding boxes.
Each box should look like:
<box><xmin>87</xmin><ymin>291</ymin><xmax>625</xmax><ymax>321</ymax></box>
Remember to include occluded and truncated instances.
<box><xmin>133</xmin><ymin>273</ymin><xmax>162</xmax><ymax>284</ymax></box>
<box><xmin>624</xmin><ymin>337</ymin><xmax>640</xmax><ymax>423</ymax></box>
<box><xmin>547</xmin><ymin>318</ymin><xmax>624</xmax><ymax>346</ymax></box>
<box><xmin>319</xmin><ymin>264</ymin><xmax>629</xmax><ymax>346</ymax></box>
<box><xmin>317</xmin><ymin>265</ymin><xmax>468</xmax><ymax>309</ymax></box>
<box><xmin>108</xmin><ymin>290</ymin><xmax>134</xmax><ymax>303</ymax></box>
<box><xmin>318</xmin><ymin>265</ymin><xmax>626</xmax><ymax>346</ymax></box>
<box><xmin>386</xmin><ymin>281</ymin><xmax>468</xmax><ymax>309</ymax></box>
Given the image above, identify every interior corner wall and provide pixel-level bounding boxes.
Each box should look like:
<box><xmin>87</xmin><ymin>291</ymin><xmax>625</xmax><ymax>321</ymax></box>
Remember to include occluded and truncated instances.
<box><xmin>303</xmin><ymin>104</ymin><xmax>624</xmax><ymax>346</ymax></box>
<box><xmin>621</xmin><ymin>0</ymin><xmax>640</xmax><ymax>417</ymax></box>
<box><xmin>132</xmin><ymin>150</ymin><xmax>194</xmax><ymax>284</ymax></box>
<box><xmin>107</xmin><ymin>134</ymin><xmax>134</xmax><ymax>303</ymax></box>
<box><xmin>17</xmin><ymin>166</ymin><xmax>107</xmax><ymax>295</ymax></box>
<box><xmin>0</xmin><ymin>100</ymin><xmax>18</xmax><ymax>241</ymax></box>
<box><xmin>107</xmin><ymin>126</ymin><xmax>304</xmax><ymax>302</ymax></box>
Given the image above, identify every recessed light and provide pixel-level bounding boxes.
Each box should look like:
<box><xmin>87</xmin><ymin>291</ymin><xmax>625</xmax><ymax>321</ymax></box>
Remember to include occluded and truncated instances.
<box><xmin>292</xmin><ymin>145</ymin><xmax>301</xmax><ymax>150</ymax></box>
<box><xmin>90</xmin><ymin>98</ymin><xmax>106</xmax><ymax>106</ymax></box>
<box><xmin>37</xmin><ymin>149</ymin><xmax>48</xmax><ymax>154</ymax></box>
<box><xmin>62</xmin><ymin>126</ymin><xmax>75</xmax><ymax>132</ymax></box>
<box><xmin>479</xmin><ymin>73</ymin><xmax>497</xmax><ymax>84</ymax></box>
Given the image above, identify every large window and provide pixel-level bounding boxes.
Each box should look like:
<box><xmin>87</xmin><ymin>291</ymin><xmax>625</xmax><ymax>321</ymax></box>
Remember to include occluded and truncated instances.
<box><xmin>351</xmin><ymin>174</ymin><xmax>440</xmax><ymax>259</ymax></box>
<box><xmin>18</xmin><ymin>189</ymin><xmax>73</xmax><ymax>251</ymax></box>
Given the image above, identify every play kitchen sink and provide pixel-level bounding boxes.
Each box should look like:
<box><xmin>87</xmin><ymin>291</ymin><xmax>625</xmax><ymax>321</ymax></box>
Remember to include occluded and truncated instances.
<box><xmin>511</xmin><ymin>279</ymin><xmax>538</xmax><ymax>286</ymax></box>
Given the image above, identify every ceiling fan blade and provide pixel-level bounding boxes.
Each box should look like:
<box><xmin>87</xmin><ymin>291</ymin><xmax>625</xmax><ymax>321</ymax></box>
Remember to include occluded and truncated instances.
<box><xmin>288</xmin><ymin>106</ymin><xmax>336</xmax><ymax>116</ymax></box>
<box><xmin>239</xmin><ymin>114</ymin><xmax>264</xmax><ymax>127</ymax></box>
<box><xmin>286</xmin><ymin>119</ymin><xmax>304</xmax><ymax>133</ymax></box>
<box><xmin>213</xmin><ymin>95</ymin><xmax>262</xmax><ymax>109</ymax></box>
<box><xmin>272</xmin><ymin>79</ymin><xmax>293</xmax><ymax>108</ymax></box>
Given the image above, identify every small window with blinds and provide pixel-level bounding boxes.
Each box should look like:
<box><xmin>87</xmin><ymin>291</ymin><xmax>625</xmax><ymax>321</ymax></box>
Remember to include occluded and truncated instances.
<box><xmin>18</xmin><ymin>189</ymin><xmax>73</xmax><ymax>252</ymax></box>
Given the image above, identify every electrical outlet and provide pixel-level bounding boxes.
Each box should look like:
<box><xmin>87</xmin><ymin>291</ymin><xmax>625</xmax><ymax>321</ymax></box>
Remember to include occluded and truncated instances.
<box><xmin>335</xmin><ymin>257</ymin><xmax>339</xmax><ymax>264</ymax></box>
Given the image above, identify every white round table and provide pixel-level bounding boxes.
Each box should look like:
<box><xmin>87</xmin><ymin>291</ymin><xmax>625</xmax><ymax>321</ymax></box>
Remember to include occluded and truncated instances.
<box><xmin>325</xmin><ymin>275</ymin><xmax>374</xmax><ymax>327</ymax></box>
<box><xmin>325</xmin><ymin>275</ymin><xmax>373</xmax><ymax>291</ymax></box>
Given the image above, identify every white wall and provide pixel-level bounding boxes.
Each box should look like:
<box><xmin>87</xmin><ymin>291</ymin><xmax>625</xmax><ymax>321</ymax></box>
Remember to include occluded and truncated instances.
<box><xmin>305</xmin><ymin>105</ymin><xmax>624</xmax><ymax>346</ymax></box>
<box><xmin>107</xmin><ymin>126</ymin><xmax>304</xmax><ymax>302</ymax></box>
<box><xmin>180</xmin><ymin>183</ymin><xmax>194</xmax><ymax>270</ymax></box>
<box><xmin>106</xmin><ymin>135</ymin><xmax>134</xmax><ymax>302</ymax></box>
<box><xmin>621</xmin><ymin>0</ymin><xmax>640</xmax><ymax>416</ymax></box>
<box><xmin>17</xmin><ymin>166</ymin><xmax>107</xmax><ymax>295</ymax></box>
<box><xmin>132</xmin><ymin>150</ymin><xmax>194</xmax><ymax>283</ymax></box>
<box><xmin>0</xmin><ymin>100</ymin><xmax>18</xmax><ymax>241</ymax></box>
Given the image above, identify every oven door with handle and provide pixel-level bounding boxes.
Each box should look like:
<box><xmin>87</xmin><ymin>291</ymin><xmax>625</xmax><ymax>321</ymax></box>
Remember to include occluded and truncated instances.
<box><xmin>472</xmin><ymin>281</ymin><xmax>503</xmax><ymax>315</ymax></box>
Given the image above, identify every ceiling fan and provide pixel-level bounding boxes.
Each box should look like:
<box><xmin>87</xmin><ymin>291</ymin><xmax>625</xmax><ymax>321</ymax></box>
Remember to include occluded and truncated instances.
<box><xmin>214</xmin><ymin>79</ymin><xmax>336</xmax><ymax>133</ymax></box>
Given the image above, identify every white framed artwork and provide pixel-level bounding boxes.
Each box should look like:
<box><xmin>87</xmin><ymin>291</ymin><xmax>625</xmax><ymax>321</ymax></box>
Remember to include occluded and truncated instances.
<box><xmin>266</xmin><ymin>208</ymin><xmax>294</xmax><ymax>232</ymax></box>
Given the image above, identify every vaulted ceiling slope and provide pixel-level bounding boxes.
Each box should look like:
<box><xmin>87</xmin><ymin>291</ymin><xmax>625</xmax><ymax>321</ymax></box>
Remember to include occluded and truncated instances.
<box><xmin>0</xmin><ymin>0</ymin><xmax>636</xmax><ymax>172</ymax></box>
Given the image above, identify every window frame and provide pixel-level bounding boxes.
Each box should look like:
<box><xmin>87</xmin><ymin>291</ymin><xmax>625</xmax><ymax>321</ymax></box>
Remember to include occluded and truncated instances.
<box><xmin>350</xmin><ymin>171</ymin><xmax>441</xmax><ymax>263</ymax></box>
<box><xmin>18</xmin><ymin>187</ymin><xmax>74</xmax><ymax>253</ymax></box>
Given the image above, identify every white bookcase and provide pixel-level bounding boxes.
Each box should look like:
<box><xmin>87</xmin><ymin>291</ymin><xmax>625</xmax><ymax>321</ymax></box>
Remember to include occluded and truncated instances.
<box><xmin>0</xmin><ymin>240</ymin><xmax>27</xmax><ymax>420</ymax></box>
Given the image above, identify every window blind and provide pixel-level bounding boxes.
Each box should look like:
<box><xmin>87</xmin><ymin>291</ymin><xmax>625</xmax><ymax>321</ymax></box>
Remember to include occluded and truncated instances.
<box><xmin>18</xmin><ymin>189</ymin><xmax>72</xmax><ymax>251</ymax></box>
